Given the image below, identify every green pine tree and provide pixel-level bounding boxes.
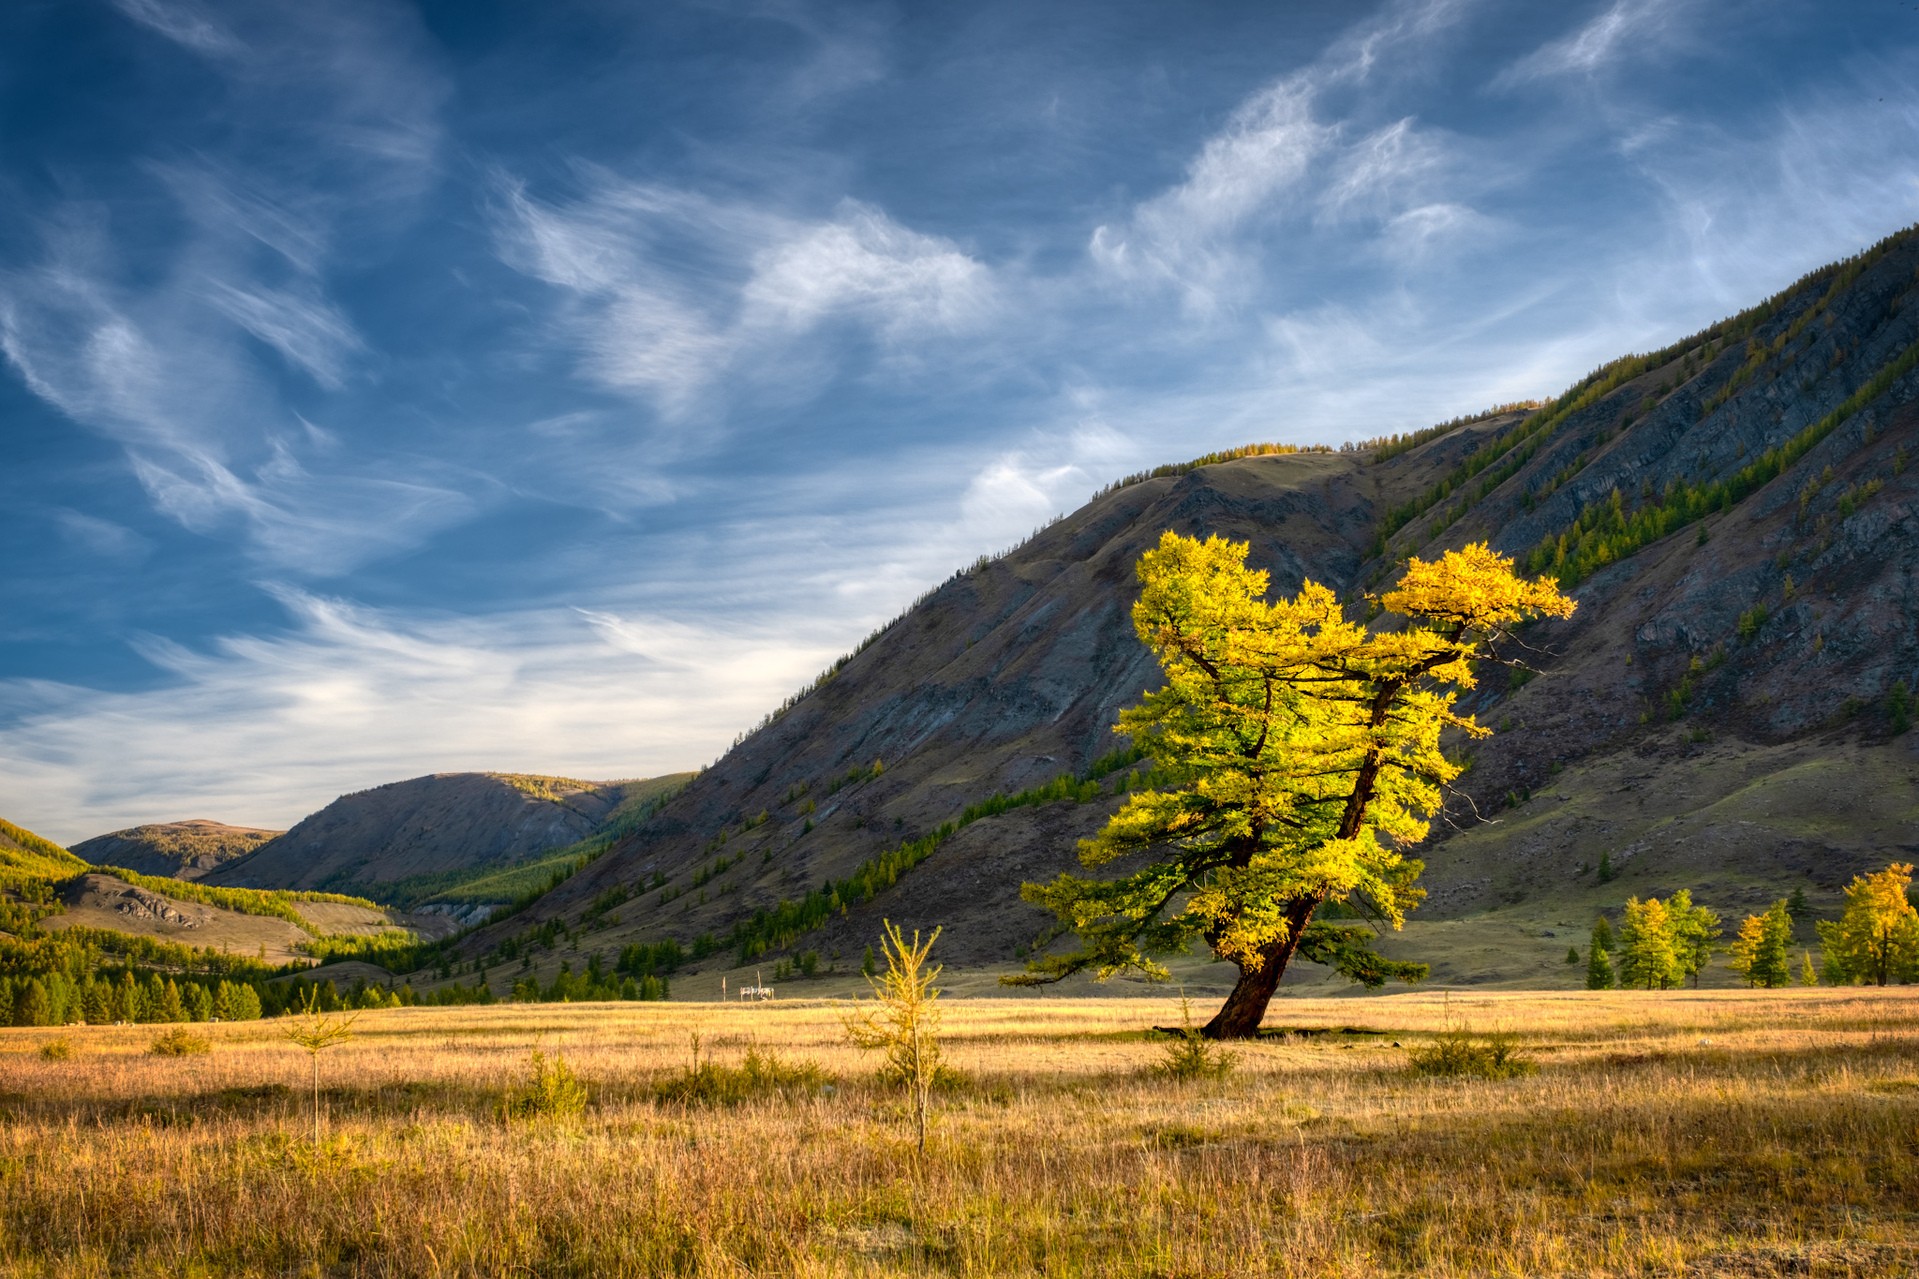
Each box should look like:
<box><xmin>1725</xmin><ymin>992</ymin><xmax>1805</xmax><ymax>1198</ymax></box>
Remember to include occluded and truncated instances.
<box><xmin>83</xmin><ymin>981</ymin><xmax>113</xmax><ymax>1025</ymax></box>
<box><xmin>1585</xmin><ymin>917</ymin><xmax>1615</xmax><ymax>990</ymax></box>
<box><xmin>16</xmin><ymin>979</ymin><xmax>51</xmax><ymax>1027</ymax></box>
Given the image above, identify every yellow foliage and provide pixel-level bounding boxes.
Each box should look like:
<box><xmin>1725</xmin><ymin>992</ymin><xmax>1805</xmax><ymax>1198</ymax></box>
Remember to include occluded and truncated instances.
<box><xmin>1022</xmin><ymin>532</ymin><xmax>1575</xmax><ymax>998</ymax></box>
<box><xmin>1819</xmin><ymin>863</ymin><xmax>1919</xmax><ymax>986</ymax></box>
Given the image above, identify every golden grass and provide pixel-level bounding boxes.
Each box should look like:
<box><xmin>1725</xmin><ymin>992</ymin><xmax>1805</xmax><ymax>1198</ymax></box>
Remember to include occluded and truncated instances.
<box><xmin>2</xmin><ymin>990</ymin><xmax>1916</xmax><ymax>1277</ymax></box>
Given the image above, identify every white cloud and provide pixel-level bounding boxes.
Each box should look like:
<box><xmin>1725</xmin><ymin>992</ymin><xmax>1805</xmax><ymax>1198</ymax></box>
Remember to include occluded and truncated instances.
<box><xmin>1090</xmin><ymin>79</ymin><xmax>1330</xmax><ymax>311</ymax></box>
<box><xmin>0</xmin><ymin>1</ymin><xmax>456</xmax><ymax>573</ymax></box>
<box><xmin>204</xmin><ymin>280</ymin><xmax>363</xmax><ymax>388</ymax></box>
<box><xmin>1379</xmin><ymin>201</ymin><xmax>1501</xmax><ymax>261</ymax></box>
<box><xmin>1320</xmin><ymin>118</ymin><xmax>1449</xmax><ymax>221</ymax></box>
<box><xmin>54</xmin><ymin>510</ymin><xmax>152</xmax><ymax>563</ymax></box>
<box><xmin>743</xmin><ymin>200</ymin><xmax>992</xmax><ymax>338</ymax></box>
<box><xmin>133</xmin><ymin>450</ymin><xmax>476</xmax><ymax>577</ymax></box>
<box><xmin>0</xmin><ymin>589</ymin><xmax>846</xmax><ymax>842</ymax></box>
<box><xmin>110</xmin><ymin>0</ymin><xmax>244</xmax><ymax>58</ymax></box>
<box><xmin>152</xmin><ymin>162</ymin><xmax>332</xmax><ymax>275</ymax></box>
<box><xmin>0</xmin><ymin>250</ymin><xmax>472</xmax><ymax>576</ymax></box>
<box><xmin>1497</xmin><ymin>0</ymin><xmax>1692</xmax><ymax>86</ymax></box>
<box><xmin>1088</xmin><ymin>0</ymin><xmax>1475</xmax><ymax>313</ymax></box>
<box><xmin>494</xmin><ymin>179</ymin><xmax>995</xmax><ymax>416</ymax></box>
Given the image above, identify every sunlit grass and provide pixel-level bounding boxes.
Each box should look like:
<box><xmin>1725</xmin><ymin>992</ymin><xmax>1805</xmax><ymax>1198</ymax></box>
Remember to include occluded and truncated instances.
<box><xmin>2</xmin><ymin>989</ymin><xmax>1915</xmax><ymax>1276</ymax></box>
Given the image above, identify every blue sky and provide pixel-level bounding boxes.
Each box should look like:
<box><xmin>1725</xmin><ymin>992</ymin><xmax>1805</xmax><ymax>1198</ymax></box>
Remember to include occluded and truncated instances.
<box><xmin>3</xmin><ymin>0</ymin><xmax>1917</xmax><ymax>842</ymax></box>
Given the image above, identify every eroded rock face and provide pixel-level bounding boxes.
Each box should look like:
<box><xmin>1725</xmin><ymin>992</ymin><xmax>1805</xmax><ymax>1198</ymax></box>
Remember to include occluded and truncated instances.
<box><xmin>81</xmin><ymin>878</ymin><xmax>207</xmax><ymax>928</ymax></box>
<box><xmin>411</xmin><ymin>902</ymin><xmax>499</xmax><ymax>927</ymax></box>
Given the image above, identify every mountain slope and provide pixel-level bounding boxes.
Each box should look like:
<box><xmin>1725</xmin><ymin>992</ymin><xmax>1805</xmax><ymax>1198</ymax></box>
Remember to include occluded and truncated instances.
<box><xmin>1</xmin><ymin>816</ymin><xmax>91</xmax><ymax>883</ymax></box>
<box><xmin>453</xmin><ymin>226</ymin><xmax>1919</xmax><ymax>991</ymax></box>
<box><xmin>205</xmin><ymin>772</ymin><xmax>691</xmax><ymax>903</ymax></box>
<box><xmin>71</xmin><ymin>820</ymin><xmax>281</xmax><ymax>880</ymax></box>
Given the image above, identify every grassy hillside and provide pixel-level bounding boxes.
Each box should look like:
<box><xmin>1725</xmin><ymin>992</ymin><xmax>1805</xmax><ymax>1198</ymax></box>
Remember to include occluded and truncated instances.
<box><xmin>82</xmin><ymin>865</ymin><xmax>379</xmax><ymax>933</ymax></box>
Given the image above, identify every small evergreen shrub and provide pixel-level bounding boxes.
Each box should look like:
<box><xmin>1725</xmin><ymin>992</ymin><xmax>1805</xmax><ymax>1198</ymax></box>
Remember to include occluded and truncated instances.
<box><xmin>148</xmin><ymin>1027</ymin><xmax>211</xmax><ymax>1057</ymax></box>
<box><xmin>1407</xmin><ymin>1026</ymin><xmax>1536</xmax><ymax>1080</ymax></box>
<box><xmin>1147</xmin><ymin>995</ymin><xmax>1237</xmax><ymax>1083</ymax></box>
<box><xmin>656</xmin><ymin>1037</ymin><xmax>827</xmax><ymax>1106</ymax></box>
<box><xmin>499</xmin><ymin>1049</ymin><xmax>589</xmax><ymax>1122</ymax></box>
<box><xmin>39</xmin><ymin>1038</ymin><xmax>73</xmax><ymax>1061</ymax></box>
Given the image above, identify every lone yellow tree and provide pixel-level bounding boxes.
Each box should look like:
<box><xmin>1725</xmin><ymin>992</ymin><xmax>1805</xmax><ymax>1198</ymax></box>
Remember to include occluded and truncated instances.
<box><xmin>1011</xmin><ymin>531</ymin><xmax>1574</xmax><ymax>1038</ymax></box>
<box><xmin>846</xmin><ymin>920</ymin><xmax>943</xmax><ymax>1152</ymax></box>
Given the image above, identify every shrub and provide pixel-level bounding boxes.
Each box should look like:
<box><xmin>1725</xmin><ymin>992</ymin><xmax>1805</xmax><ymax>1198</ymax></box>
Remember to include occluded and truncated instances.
<box><xmin>38</xmin><ymin>1038</ymin><xmax>73</xmax><ymax>1061</ymax></box>
<box><xmin>500</xmin><ymin>1049</ymin><xmax>589</xmax><ymax>1122</ymax></box>
<box><xmin>1407</xmin><ymin>1026</ymin><xmax>1536</xmax><ymax>1080</ymax></box>
<box><xmin>656</xmin><ymin>1036</ymin><xmax>826</xmax><ymax>1107</ymax></box>
<box><xmin>1152</xmin><ymin>997</ymin><xmax>1237</xmax><ymax>1083</ymax></box>
<box><xmin>148</xmin><ymin>1027</ymin><xmax>211</xmax><ymax>1057</ymax></box>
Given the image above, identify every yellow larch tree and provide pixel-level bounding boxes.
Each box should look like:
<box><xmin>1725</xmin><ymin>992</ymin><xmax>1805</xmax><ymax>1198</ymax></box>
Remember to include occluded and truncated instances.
<box><xmin>1817</xmin><ymin>863</ymin><xmax>1919</xmax><ymax>986</ymax></box>
<box><xmin>1009</xmin><ymin>531</ymin><xmax>1574</xmax><ymax>1038</ymax></box>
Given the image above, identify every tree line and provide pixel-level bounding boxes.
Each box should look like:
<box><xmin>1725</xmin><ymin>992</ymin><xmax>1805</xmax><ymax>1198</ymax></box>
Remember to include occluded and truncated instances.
<box><xmin>1582</xmin><ymin>864</ymin><xmax>1919</xmax><ymax>990</ymax></box>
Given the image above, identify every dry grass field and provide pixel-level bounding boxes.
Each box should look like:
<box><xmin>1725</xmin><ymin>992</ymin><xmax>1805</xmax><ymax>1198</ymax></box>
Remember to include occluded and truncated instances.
<box><xmin>2</xmin><ymin>990</ymin><xmax>1916</xmax><ymax>1277</ymax></box>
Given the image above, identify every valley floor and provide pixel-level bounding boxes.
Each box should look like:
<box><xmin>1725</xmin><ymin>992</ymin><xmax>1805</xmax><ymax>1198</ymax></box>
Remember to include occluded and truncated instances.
<box><xmin>2</xmin><ymin>991</ymin><xmax>1916</xmax><ymax>1277</ymax></box>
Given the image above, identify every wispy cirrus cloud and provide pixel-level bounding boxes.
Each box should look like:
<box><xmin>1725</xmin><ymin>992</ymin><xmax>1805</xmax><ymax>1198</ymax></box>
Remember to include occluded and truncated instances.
<box><xmin>53</xmin><ymin>510</ymin><xmax>152</xmax><ymax>565</ymax></box>
<box><xmin>0</xmin><ymin>218</ymin><xmax>472</xmax><ymax>576</ymax></box>
<box><xmin>0</xmin><ymin>0</ymin><xmax>457</xmax><ymax>575</ymax></box>
<box><xmin>109</xmin><ymin>0</ymin><xmax>244</xmax><ymax>59</ymax></box>
<box><xmin>203</xmin><ymin>280</ymin><xmax>364</xmax><ymax>388</ymax></box>
<box><xmin>493</xmin><ymin>176</ymin><xmax>994</xmax><ymax>417</ymax></box>
<box><xmin>0</xmin><ymin>586</ymin><xmax>846</xmax><ymax>841</ymax></box>
<box><xmin>1495</xmin><ymin>0</ymin><xmax>1698</xmax><ymax>86</ymax></box>
<box><xmin>1087</xmin><ymin>0</ymin><xmax>1479</xmax><ymax>314</ymax></box>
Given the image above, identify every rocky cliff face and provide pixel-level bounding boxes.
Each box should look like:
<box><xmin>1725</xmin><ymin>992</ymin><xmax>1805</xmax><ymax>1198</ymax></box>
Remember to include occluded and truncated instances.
<box><xmin>458</xmin><ymin>227</ymin><xmax>1919</xmax><ymax>984</ymax></box>
<box><xmin>70</xmin><ymin>820</ymin><xmax>280</xmax><ymax>880</ymax></box>
<box><xmin>205</xmin><ymin>773</ymin><xmax>631</xmax><ymax>898</ymax></box>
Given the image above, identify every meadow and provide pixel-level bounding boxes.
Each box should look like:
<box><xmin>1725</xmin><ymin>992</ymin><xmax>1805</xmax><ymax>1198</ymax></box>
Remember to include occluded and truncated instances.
<box><xmin>1</xmin><ymin>990</ymin><xmax>1915</xmax><ymax>1278</ymax></box>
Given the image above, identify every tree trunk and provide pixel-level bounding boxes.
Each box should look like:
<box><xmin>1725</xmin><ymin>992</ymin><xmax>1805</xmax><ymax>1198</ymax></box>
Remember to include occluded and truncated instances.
<box><xmin>1201</xmin><ymin>898</ymin><xmax>1317</xmax><ymax>1039</ymax></box>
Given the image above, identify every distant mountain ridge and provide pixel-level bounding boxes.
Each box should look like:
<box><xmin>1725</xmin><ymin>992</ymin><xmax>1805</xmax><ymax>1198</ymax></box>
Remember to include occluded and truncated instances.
<box><xmin>204</xmin><ymin>772</ymin><xmax>693</xmax><ymax>905</ymax></box>
<box><xmin>71</xmin><ymin>820</ymin><xmax>280</xmax><ymax>880</ymax></box>
<box><xmin>438</xmin><ymin>224</ymin><xmax>1919</xmax><ymax>991</ymax></box>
